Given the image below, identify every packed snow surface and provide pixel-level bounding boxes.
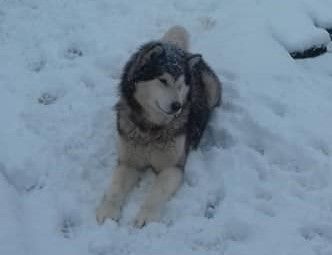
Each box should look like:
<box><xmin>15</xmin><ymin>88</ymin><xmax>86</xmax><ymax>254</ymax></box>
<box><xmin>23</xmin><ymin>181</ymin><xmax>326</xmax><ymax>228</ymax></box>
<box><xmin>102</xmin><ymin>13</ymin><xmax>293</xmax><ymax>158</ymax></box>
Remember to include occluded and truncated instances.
<box><xmin>1</xmin><ymin>0</ymin><xmax>332</xmax><ymax>254</ymax></box>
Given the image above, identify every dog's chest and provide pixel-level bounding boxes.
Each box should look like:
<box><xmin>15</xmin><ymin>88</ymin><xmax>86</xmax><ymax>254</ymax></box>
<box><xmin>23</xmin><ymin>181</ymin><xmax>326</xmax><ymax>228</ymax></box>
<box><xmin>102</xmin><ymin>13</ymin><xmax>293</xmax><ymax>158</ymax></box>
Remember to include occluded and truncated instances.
<box><xmin>119</xmin><ymin>134</ymin><xmax>186</xmax><ymax>171</ymax></box>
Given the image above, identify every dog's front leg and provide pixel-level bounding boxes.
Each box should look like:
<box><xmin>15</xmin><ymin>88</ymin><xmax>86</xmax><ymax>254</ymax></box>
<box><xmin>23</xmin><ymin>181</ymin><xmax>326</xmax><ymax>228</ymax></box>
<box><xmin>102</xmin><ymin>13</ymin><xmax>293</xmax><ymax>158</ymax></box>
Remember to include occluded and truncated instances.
<box><xmin>134</xmin><ymin>166</ymin><xmax>183</xmax><ymax>228</ymax></box>
<box><xmin>96</xmin><ymin>164</ymin><xmax>140</xmax><ymax>224</ymax></box>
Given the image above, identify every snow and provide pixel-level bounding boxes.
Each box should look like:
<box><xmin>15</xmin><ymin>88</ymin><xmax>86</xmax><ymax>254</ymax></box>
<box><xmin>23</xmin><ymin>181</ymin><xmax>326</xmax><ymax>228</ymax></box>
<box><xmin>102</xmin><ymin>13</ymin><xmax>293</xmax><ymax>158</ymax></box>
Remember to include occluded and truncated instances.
<box><xmin>1</xmin><ymin>0</ymin><xmax>332</xmax><ymax>254</ymax></box>
<box><xmin>261</xmin><ymin>0</ymin><xmax>331</xmax><ymax>52</ymax></box>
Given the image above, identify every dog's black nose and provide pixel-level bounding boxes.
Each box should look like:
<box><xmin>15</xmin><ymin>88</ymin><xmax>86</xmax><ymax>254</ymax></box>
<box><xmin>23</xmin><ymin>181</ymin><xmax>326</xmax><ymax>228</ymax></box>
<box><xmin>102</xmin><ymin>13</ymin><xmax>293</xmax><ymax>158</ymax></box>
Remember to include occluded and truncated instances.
<box><xmin>171</xmin><ymin>102</ymin><xmax>182</xmax><ymax>113</ymax></box>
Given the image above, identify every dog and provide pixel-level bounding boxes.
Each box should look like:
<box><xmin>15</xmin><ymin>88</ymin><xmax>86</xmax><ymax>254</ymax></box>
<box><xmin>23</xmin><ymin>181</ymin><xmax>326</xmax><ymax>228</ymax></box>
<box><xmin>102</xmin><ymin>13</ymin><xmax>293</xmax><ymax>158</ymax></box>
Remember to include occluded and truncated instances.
<box><xmin>96</xmin><ymin>26</ymin><xmax>222</xmax><ymax>228</ymax></box>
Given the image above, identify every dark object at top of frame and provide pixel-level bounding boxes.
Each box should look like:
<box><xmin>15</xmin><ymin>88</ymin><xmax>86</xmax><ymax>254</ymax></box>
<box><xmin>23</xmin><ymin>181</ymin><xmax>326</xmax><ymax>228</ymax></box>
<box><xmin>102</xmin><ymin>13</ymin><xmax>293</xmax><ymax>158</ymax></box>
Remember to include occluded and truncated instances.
<box><xmin>289</xmin><ymin>28</ymin><xmax>332</xmax><ymax>59</ymax></box>
<box><xmin>290</xmin><ymin>45</ymin><xmax>327</xmax><ymax>59</ymax></box>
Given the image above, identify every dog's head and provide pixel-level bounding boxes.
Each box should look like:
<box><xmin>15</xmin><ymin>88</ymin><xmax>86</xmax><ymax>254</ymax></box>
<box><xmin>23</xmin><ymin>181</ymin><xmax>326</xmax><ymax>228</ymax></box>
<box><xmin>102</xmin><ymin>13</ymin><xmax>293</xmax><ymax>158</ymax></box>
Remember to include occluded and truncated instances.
<box><xmin>120</xmin><ymin>42</ymin><xmax>191</xmax><ymax>125</ymax></box>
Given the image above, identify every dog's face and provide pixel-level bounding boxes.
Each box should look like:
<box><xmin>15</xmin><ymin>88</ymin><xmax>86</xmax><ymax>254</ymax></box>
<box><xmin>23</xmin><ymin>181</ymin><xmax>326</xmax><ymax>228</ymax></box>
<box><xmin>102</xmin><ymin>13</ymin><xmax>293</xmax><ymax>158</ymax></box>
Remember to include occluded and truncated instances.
<box><xmin>134</xmin><ymin>72</ymin><xmax>189</xmax><ymax>124</ymax></box>
<box><xmin>122</xmin><ymin>42</ymin><xmax>191</xmax><ymax>125</ymax></box>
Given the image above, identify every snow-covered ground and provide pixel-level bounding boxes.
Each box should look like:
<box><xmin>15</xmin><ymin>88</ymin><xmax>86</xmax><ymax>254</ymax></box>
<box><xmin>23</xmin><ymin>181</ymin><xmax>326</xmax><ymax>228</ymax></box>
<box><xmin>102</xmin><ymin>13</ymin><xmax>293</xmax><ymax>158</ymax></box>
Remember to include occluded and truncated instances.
<box><xmin>1</xmin><ymin>0</ymin><xmax>332</xmax><ymax>254</ymax></box>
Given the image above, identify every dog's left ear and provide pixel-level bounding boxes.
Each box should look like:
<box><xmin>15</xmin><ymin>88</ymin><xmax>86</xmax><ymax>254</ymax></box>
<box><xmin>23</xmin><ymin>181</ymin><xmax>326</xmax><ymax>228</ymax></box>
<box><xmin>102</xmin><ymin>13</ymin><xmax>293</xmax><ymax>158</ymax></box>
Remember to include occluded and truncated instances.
<box><xmin>140</xmin><ymin>43</ymin><xmax>164</xmax><ymax>66</ymax></box>
<box><xmin>126</xmin><ymin>43</ymin><xmax>165</xmax><ymax>81</ymax></box>
<box><xmin>187</xmin><ymin>54</ymin><xmax>202</xmax><ymax>69</ymax></box>
<box><xmin>187</xmin><ymin>54</ymin><xmax>222</xmax><ymax>109</ymax></box>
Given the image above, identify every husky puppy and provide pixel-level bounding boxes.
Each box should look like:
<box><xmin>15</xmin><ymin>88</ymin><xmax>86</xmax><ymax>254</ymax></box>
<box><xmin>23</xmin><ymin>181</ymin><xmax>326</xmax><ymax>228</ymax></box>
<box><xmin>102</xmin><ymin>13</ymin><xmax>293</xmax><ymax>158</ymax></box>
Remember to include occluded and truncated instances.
<box><xmin>96</xmin><ymin>26</ymin><xmax>222</xmax><ymax>227</ymax></box>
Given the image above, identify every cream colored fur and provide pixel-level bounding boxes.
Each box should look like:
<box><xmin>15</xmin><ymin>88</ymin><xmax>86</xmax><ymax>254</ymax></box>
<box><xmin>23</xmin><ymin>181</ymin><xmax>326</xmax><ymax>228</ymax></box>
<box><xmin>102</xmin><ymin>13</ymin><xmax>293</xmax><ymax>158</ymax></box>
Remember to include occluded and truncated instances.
<box><xmin>161</xmin><ymin>25</ymin><xmax>189</xmax><ymax>50</ymax></box>
<box><xmin>134</xmin><ymin>73</ymin><xmax>188</xmax><ymax>126</ymax></box>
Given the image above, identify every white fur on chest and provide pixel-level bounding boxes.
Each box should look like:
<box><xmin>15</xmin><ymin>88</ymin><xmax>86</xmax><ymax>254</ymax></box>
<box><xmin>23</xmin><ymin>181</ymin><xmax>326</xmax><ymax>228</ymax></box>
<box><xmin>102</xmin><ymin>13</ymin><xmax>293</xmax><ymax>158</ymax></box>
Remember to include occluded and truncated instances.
<box><xmin>118</xmin><ymin>134</ymin><xmax>186</xmax><ymax>172</ymax></box>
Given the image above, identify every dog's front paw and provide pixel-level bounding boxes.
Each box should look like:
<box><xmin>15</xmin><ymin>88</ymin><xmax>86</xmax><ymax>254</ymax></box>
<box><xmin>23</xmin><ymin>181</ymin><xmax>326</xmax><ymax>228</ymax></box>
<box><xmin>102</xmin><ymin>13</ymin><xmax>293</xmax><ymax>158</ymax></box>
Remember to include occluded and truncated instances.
<box><xmin>133</xmin><ymin>208</ymin><xmax>161</xmax><ymax>228</ymax></box>
<box><xmin>96</xmin><ymin>200</ymin><xmax>121</xmax><ymax>225</ymax></box>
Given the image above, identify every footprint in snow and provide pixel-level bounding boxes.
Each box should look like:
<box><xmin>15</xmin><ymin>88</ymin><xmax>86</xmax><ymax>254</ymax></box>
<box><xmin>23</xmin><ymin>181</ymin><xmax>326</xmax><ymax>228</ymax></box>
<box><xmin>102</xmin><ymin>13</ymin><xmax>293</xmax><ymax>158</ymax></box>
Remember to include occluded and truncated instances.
<box><xmin>200</xmin><ymin>125</ymin><xmax>236</xmax><ymax>151</ymax></box>
<box><xmin>295</xmin><ymin>172</ymin><xmax>328</xmax><ymax>192</ymax></box>
<box><xmin>38</xmin><ymin>92</ymin><xmax>58</xmax><ymax>105</ymax></box>
<box><xmin>310</xmin><ymin>139</ymin><xmax>330</xmax><ymax>156</ymax></box>
<box><xmin>223</xmin><ymin>219</ymin><xmax>251</xmax><ymax>242</ymax></box>
<box><xmin>301</xmin><ymin>224</ymin><xmax>332</xmax><ymax>242</ymax></box>
<box><xmin>198</xmin><ymin>16</ymin><xmax>217</xmax><ymax>31</ymax></box>
<box><xmin>60</xmin><ymin>214</ymin><xmax>81</xmax><ymax>239</ymax></box>
<box><xmin>255</xmin><ymin>187</ymin><xmax>273</xmax><ymax>201</ymax></box>
<box><xmin>64</xmin><ymin>46</ymin><xmax>83</xmax><ymax>60</ymax></box>
<box><xmin>221</xmin><ymin>81</ymin><xmax>242</xmax><ymax>113</ymax></box>
<box><xmin>255</xmin><ymin>202</ymin><xmax>276</xmax><ymax>217</ymax></box>
<box><xmin>0</xmin><ymin>163</ymin><xmax>45</xmax><ymax>193</ymax></box>
<box><xmin>204</xmin><ymin>189</ymin><xmax>225</xmax><ymax>219</ymax></box>
<box><xmin>258</xmin><ymin>95</ymin><xmax>288</xmax><ymax>118</ymax></box>
<box><xmin>234</xmin><ymin>115</ymin><xmax>271</xmax><ymax>156</ymax></box>
<box><xmin>27</xmin><ymin>55</ymin><xmax>47</xmax><ymax>73</ymax></box>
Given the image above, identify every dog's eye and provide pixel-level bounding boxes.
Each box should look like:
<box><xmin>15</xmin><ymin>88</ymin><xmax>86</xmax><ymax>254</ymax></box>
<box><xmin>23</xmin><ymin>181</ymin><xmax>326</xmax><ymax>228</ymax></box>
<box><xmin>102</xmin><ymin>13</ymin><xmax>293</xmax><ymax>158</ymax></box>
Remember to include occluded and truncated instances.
<box><xmin>158</xmin><ymin>78</ymin><xmax>168</xmax><ymax>86</ymax></box>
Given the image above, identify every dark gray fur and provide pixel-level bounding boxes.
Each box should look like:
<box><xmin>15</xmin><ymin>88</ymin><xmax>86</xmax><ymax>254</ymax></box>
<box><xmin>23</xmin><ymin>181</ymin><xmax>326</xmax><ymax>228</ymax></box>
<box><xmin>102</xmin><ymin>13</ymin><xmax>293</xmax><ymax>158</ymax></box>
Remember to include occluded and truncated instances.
<box><xmin>187</xmin><ymin>54</ymin><xmax>222</xmax><ymax>148</ymax></box>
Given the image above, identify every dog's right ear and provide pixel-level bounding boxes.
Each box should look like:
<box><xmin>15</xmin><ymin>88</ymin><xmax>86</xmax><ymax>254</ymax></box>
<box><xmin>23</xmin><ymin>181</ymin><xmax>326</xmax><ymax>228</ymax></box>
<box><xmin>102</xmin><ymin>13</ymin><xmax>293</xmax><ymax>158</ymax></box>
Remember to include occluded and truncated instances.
<box><xmin>126</xmin><ymin>43</ymin><xmax>164</xmax><ymax>81</ymax></box>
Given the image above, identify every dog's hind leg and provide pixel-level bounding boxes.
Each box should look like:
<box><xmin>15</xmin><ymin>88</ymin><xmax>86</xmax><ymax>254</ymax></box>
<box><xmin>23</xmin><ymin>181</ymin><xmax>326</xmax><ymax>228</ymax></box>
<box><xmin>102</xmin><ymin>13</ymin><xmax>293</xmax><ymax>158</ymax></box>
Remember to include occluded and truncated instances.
<box><xmin>96</xmin><ymin>164</ymin><xmax>140</xmax><ymax>224</ymax></box>
<box><xmin>134</xmin><ymin>166</ymin><xmax>183</xmax><ymax>228</ymax></box>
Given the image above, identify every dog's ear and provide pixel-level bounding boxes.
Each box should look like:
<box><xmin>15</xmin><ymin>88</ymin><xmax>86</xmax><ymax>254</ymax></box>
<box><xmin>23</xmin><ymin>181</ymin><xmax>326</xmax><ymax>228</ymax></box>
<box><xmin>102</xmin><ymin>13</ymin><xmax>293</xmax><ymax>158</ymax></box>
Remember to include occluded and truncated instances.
<box><xmin>187</xmin><ymin>54</ymin><xmax>202</xmax><ymax>69</ymax></box>
<box><xmin>140</xmin><ymin>43</ymin><xmax>164</xmax><ymax>66</ymax></box>
<box><xmin>126</xmin><ymin>43</ymin><xmax>164</xmax><ymax>81</ymax></box>
<box><xmin>187</xmin><ymin>54</ymin><xmax>222</xmax><ymax>109</ymax></box>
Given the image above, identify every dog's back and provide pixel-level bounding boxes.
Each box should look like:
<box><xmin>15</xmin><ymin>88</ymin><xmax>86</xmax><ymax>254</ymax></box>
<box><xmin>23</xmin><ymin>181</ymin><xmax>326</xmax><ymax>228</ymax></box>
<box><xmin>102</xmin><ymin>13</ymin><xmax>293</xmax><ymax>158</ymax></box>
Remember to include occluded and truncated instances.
<box><xmin>187</xmin><ymin>55</ymin><xmax>222</xmax><ymax>149</ymax></box>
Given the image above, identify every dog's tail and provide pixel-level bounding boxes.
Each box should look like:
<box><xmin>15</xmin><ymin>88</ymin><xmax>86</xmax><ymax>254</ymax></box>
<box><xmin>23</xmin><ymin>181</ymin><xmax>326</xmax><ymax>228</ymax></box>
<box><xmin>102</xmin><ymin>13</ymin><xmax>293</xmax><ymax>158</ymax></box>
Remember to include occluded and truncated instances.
<box><xmin>161</xmin><ymin>25</ymin><xmax>190</xmax><ymax>51</ymax></box>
